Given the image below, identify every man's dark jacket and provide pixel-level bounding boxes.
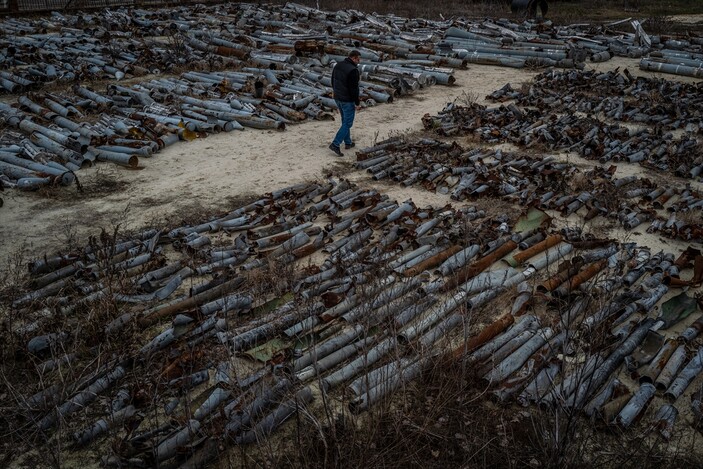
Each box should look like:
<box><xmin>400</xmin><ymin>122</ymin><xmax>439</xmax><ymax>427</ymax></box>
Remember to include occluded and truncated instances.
<box><xmin>332</xmin><ymin>57</ymin><xmax>360</xmax><ymax>105</ymax></box>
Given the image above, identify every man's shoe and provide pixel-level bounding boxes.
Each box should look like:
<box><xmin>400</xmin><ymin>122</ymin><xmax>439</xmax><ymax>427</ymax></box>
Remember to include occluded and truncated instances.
<box><xmin>344</xmin><ymin>142</ymin><xmax>356</xmax><ymax>150</ymax></box>
<box><xmin>329</xmin><ymin>143</ymin><xmax>344</xmax><ymax>157</ymax></box>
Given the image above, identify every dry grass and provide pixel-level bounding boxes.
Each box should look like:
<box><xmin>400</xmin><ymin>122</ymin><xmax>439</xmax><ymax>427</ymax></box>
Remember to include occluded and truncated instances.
<box><xmin>244</xmin><ymin>352</ymin><xmax>703</xmax><ymax>469</ymax></box>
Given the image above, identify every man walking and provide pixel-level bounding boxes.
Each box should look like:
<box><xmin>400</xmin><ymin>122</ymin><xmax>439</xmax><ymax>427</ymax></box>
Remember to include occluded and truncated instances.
<box><xmin>329</xmin><ymin>50</ymin><xmax>361</xmax><ymax>157</ymax></box>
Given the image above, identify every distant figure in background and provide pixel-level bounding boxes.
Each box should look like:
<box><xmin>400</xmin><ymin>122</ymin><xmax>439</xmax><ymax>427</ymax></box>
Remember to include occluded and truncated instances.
<box><xmin>510</xmin><ymin>0</ymin><xmax>548</xmax><ymax>18</ymax></box>
<box><xmin>329</xmin><ymin>50</ymin><xmax>361</xmax><ymax>157</ymax></box>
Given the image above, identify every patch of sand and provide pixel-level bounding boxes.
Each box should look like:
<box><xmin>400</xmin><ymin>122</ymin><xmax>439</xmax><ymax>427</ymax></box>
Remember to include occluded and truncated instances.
<box><xmin>669</xmin><ymin>14</ymin><xmax>703</xmax><ymax>24</ymax></box>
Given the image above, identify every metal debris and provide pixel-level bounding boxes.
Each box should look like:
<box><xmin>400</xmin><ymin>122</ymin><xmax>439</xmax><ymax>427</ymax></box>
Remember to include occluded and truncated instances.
<box><xmin>354</xmin><ymin>137</ymin><xmax>702</xmax><ymax>242</ymax></box>
<box><xmin>4</xmin><ymin>170</ymin><xmax>702</xmax><ymax>466</ymax></box>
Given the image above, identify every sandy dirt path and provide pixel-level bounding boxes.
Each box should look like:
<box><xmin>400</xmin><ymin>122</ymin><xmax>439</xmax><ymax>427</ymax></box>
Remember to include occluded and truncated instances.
<box><xmin>0</xmin><ymin>57</ymin><xmax>700</xmax><ymax>264</ymax></box>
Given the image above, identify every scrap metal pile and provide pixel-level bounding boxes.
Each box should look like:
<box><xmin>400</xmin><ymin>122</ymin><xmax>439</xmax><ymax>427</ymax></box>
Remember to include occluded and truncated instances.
<box><xmin>422</xmin><ymin>72</ymin><xmax>703</xmax><ymax>182</ymax></box>
<box><xmin>568</xmin><ymin>18</ymin><xmax>703</xmax><ymax>79</ymax></box>
<box><xmin>494</xmin><ymin>69</ymin><xmax>703</xmax><ymax>135</ymax></box>
<box><xmin>638</xmin><ymin>35</ymin><xmax>703</xmax><ymax>79</ymax></box>
<box><xmin>5</xmin><ymin>176</ymin><xmax>703</xmax><ymax>466</ymax></box>
<box><xmin>0</xmin><ymin>57</ymin><xmax>449</xmax><ymax>192</ymax></box>
<box><xmin>0</xmin><ymin>4</ymin><xmax>468</xmax><ymax>193</ymax></box>
<box><xmin>1</xmin><ymin>3</ymin><xmax>700</xmax><ymax>193</ymax></box>
<box><xmin>5</xmin><ymin>179</ymin><xmax>504</xmax><ymax>466</ymax></box>
<box><xmin>3</xmin><ymin>2</ymin><xmax>700</xmax><ymax>93</ymax></box>
<box><xmin>0</xmin><ymin>2</ymin><xmax>468</xmax><ymax>96</ymax></box>
<box><xmin>1</xmin><ymin>2</ymin><xmax>701</xmax><ymax>96</ymax></box>
<box><xmin>4</xmin><ymin>3</ymin><xmax>703</xmax><ymax>466</ymax></box>
<box><xmin>355</xmin><ymin>138</ymin><xmax>703</xmax><ymax>242</ymax></box>
<box><xmin>422</xmin><ymin>103</ymin><xmax>702</xmax><ymax>180</ymax></box>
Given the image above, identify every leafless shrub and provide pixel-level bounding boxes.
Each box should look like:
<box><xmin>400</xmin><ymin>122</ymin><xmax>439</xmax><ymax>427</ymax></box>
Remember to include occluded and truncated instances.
<box><xmin>457</xmin><ymin>90</ymin><xmax>480</xmax><ymax>107</ymax></box>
